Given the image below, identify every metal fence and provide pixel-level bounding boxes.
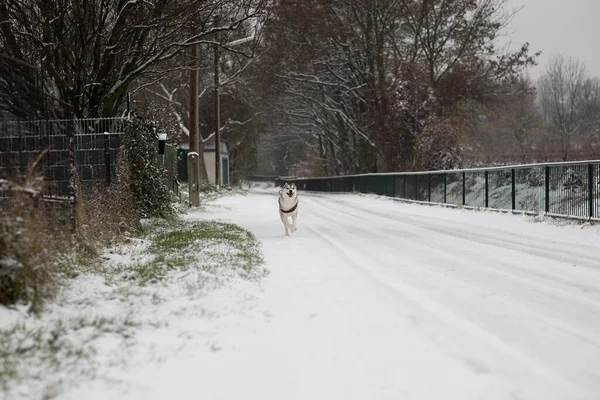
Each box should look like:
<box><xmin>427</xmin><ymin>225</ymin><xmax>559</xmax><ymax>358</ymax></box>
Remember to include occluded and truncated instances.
<box><xmin>280</xmin><ymin>161</ymin><xmax>600</xmax><ymax>220</ymax></box>
<box><xmin>0</xmin><ymin>118</ymin><xmax>126</xmax><ymax>197</ymax></box>
<box><xmin>163</xmin><ymin>143</ymin><xmax>179</xmax><ymax>196</ymax></box>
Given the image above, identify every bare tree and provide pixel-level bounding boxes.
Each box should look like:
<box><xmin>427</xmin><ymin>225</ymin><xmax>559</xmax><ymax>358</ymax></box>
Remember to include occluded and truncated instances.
<box><xmin>538</xmin><ymin>54</ymin><xmax>589</xmax><ymax>161</ymax></box>
<box><xmin>0</xmin><ymin>0</ymin><xmax>267</xmax><ymax>119</ymax></box>
<box><xmin>258</xmin><ymin>0</ymin><xmax>537</xmax><ymax>175</ymax></box>
<box><xmin>131</xmin><ymin>7</ymin><xmax>269</xmax><ymax>183</ymax></box>
<box><xmin>495</xmin><ymin>75</ymin><xmax>541</xmax><ymax>161</ymax></box>
<box><xmin>580</xmin><ymin>77</ymin><xmax>600</xmax><ymax>136</ymax></box>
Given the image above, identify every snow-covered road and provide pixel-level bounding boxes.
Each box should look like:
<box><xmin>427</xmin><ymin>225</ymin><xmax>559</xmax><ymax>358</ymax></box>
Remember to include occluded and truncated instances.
<box><xmin>35</xmin><ymin>186</ymin><xmax>600</xmax><ymax>400</ymax></box>
<box><xmin>173</xmin><ymin>188</ymin><xmax>600</xmax><ymax>400</ymax></box>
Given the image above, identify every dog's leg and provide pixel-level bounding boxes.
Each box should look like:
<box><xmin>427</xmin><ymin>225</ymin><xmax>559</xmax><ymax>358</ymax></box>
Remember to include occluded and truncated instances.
<box><xmin>291</xmin><ymin>213</ymin><xmax>297</xmax><ymax>233</ymax></box>
<box><xmin>280</xmin><ymin>212</ymin><xmax>290</xmax><ymax>236</ymax></box>
<box><xmin>286</xmin><ymin>216</ymin><xmax>294</xmax><ymax>236</ymax></box>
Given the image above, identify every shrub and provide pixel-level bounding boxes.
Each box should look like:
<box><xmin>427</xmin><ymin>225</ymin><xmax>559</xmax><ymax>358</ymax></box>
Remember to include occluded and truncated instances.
<box><xmin>0</xmin><ymin>145</ymin><xmax>140</xmax><ymax>312</ymax></box>
<box><xmin>76</xmin><ymin>155</ymin><xmax>140</xmax><ymax>259</ymax></box>
<box><xmin>0</xmin><ymin>172</ymin><xmax>64</xmax><ymax>313</ymax></box>
<box><xmin>122</xmin><ymin>118</ymin><xmax>174</xmax><ymax>218</ymax></box>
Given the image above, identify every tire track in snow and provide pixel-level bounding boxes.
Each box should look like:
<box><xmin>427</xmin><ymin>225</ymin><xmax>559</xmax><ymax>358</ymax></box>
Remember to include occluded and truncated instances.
<box><xmin>297</xmin><ymin>198</ymin><xmax>583</xmax><ymax>397</ymax></box>
<box><xmin>298</xmin><ymin>194</ymin><xmax>600</xmax><ymax>394</ymax></box>
<box><xmin>307</xmin><ymin>195</ymin><xmax>600</xmax><ymax>299</ymax></box>
<box><xmin>304</xmin><ymin>195</ymin><xmax>600</xmax><ymax>335</ymax></box>
<box><xmin>324</xmin><ymin>195</ymin><xmax>600</xmax><ymax>270</ymax></box>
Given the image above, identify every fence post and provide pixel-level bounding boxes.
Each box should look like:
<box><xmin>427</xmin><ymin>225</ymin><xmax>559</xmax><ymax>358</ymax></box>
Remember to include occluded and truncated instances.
<box><xmin>403</xmin><ymin>175</ymin><xmax>407</xmax><ymax>199</ymax></box>
<box><xmin>484</xmin><ymin>170</ymin><xmax>489</xmax><ymax>208</ymax></box>
<box><xmin>104</xmin><ymin>132</ymin><xmax>111</xmax><ymax>185</ymax></box>
<box><xmin>545</xmin><ymin>166</ymin><xmax>550</xmax><ymax>213</ymax></box>
<box><xmin>511</xmin><ymin>168</ymin><xmax>516</xmax><ymax>210</ymax></box>
<box><xmin>589</xmin><ymin>163</ymin><xmax>594</xmax><ymax>219</ymax></box>
<box><xmin>462</xmin><ymin>171</ymin><xmax>466</xmax><ymax>206</ymax></box>
<box><xmin>443</xmin><ymin>173</ymin><xmax>447</xmax><ymax>204</ymax></box>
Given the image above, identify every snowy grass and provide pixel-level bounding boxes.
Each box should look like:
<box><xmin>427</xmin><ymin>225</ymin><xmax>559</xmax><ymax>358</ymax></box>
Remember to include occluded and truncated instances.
<box><xmin>0</xmin><ymin>315</ymin><xmax>138</xmax><ymax>392</ymax></box>
<box><xmin>0</xmin><ymin>216</ymin><xmax>267</xmax><ymax>400</ymax></box>
<box><xmin>118</xmin><ymin>220</ymin><xmax>264</xmax><ymax>285</ymax></box>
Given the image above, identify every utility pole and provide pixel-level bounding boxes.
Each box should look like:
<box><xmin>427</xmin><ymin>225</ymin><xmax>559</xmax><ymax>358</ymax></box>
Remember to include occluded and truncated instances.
<box><xmin>213</xmin><ymin>14</ymin><xmax>221</xmax><ymax>188</ymax></box>
<box><xmin>188</xmin><ymin>21</ymin><xmax>200</xmax><ymax>206</ymax></box>
<box><xmin>189</xmin><ymin>39</ymin><xmax>199</xmax><ymax>156</ymax></box>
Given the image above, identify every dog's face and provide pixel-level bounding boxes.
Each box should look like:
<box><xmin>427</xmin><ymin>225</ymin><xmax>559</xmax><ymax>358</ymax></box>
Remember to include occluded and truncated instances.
<box><xmin>282</xmin><ymin>182</ymin><xmax>297</xmax><ymax>199</ymax></box>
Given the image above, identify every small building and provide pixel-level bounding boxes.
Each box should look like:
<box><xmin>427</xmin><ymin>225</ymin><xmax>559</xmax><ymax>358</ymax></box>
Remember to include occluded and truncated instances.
<box><xmin>177</xmin><ymin>140</ymin><xmax>230</xmax><ymax>185</ymax></box>
<box><xmin>203</xmin><ymin>140</ymin><xmax>230</xmax><ymax>185</ymax></box>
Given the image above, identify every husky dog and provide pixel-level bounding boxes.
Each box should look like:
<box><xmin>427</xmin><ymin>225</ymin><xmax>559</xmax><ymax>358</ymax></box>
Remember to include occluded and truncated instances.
<box><xmin>279</xmin><ymin>182</ymin><xmax>298</xmax><ymax>236</ymax></box>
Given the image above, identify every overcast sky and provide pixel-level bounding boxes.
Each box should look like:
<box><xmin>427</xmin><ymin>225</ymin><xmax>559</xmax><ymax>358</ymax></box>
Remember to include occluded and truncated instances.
<box><xmin>502</xmin><ymin>0</ymin><xmax>599</xmax><ymax>80</ymax></box>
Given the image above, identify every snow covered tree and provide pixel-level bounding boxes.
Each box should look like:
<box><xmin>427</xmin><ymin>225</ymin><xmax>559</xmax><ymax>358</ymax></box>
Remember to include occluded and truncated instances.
<box><xmin>257</xmin><ymin>0</ymin><xmax>538</xmax><ymax>175</ymax></box>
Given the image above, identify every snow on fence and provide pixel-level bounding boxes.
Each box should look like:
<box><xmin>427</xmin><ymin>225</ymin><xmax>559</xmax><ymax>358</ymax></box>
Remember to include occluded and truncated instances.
<box><xmin>281</xmin><ymin>161</ymin><xmax>600</xmax><ymax>221</ymax></box>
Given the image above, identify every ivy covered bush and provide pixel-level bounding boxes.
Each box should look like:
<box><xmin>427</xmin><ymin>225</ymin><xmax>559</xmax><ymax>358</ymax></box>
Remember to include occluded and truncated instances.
<box><xmin>122</xmin><ymin>118</ymin><xmax>174</xmax><ymax>218</ymax></box>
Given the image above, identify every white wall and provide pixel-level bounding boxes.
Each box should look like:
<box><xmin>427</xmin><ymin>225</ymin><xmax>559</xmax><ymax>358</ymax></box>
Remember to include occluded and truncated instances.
<box><xmin>203</xmin><ymin>152</ymin><xmax>228</xmax><ymax>185</ymax></box>
<box><xmin>204</xmin><ymin>152</ymin><xmax>216</xmax><ymax>184</ymax></box>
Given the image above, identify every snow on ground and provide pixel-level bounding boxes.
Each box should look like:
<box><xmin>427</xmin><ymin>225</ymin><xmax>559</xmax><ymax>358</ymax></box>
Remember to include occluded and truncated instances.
<box><xmin>0</xmin><ymin>219</ymin><xmax>266</xmax><ymax>400</ymax></box>
<box><xmin>2</xmin><ymin>185</ymin><xmax>600</xmax><ymax>399</ymax></box>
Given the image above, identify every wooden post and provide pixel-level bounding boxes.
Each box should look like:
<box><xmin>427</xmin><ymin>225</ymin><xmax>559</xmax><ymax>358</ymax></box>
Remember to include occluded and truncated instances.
<box><xmin>214</xmin><ymin>15</ymin><xmax>221</xmax><ymax>188</ymax></box>
<box><xmin>189</xmin><ymin>40</ymin><xmax>199</xmax><ymax>155</ymax></box>
<box><xmin>189</xmin><ymin>23</ymin><xmax>199</xmax><ymax>195</ymax></box>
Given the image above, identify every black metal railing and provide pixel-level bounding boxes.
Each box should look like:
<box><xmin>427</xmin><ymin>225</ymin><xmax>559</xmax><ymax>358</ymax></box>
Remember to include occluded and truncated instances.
<box><xmin>279</xmin><ymin>161</ymin><xmax>600</xmax><ymax>220</ymax></box>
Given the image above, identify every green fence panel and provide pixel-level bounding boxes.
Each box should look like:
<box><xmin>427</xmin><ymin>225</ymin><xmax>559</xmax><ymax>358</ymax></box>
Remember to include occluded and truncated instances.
<box><xmin>405</xmin><ymin>174</ymin><xmax>417</xmax><ymax>200</ymax></box>
<box><xmin>488</xmin><ymin>169</ymin><xmax>512</xmax><ymax>210</ymax></box>
<box><xmin>354</xmin><ymin>176</ymin><xmax>364</xmax><ymax>193</ymax></box>
<box><xmin>177</xmin><ymin>148</ymin><xmax>189</xmax><ymax>182</ymax></box>
<box><xmin>549</xmin><ymin>164</ymin><xmax>589</xmax><ymax>217</ymax></box>
<box><xmin>384</xmin><ymin>175</ymin><xmax>395</xmax><ymax>197</ymax></box>
<box><xmin>514</xmin><ymin>167</ymin><xmax>545</xmax><ymax>213</ymax></box>
<box><xmin>430</xmin><ymin>174</ymin><xmax>445</xmax><ymax>203</ymax></box>
<box><xmin>594</xmin><ymin>164</ymin><xmax>600</xmax><ymax>218</ymax></box>
<box><xmin>464</xmin><ymin>171</ymin><xmax>485</xmax><ymax>207</ymax></box>
<box><xmin>331</xmin><ymin>177</ymin><xmax>342</xmax><ymax>192</ymax></box>
<box><xmin>374</xmin><ymin>175</ymin><xmax>385</xmax><ymax>195</ymax></box>
<box><xmin>349</xmin><ymin>177</ymin><xmax>357</xmax><ymax>192</ymax></box>
<box><xmin>395</xmin><ymin>176</ymin><xmax>404</xmax><ymax>198</ymax></box>
<box><xmin>416</xmin><ymin>175</ymin><xmax>429</xmax><ymax>201</ymax></box>
<box><xmin>445</xmin><ymin>172</ymin><xmax>462</xmax><ymax>205</ymax></box>
<box><xmin>283</xmin><ymin>161</ymin><xmax>600</xmax><ymax>220</ymax></box>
